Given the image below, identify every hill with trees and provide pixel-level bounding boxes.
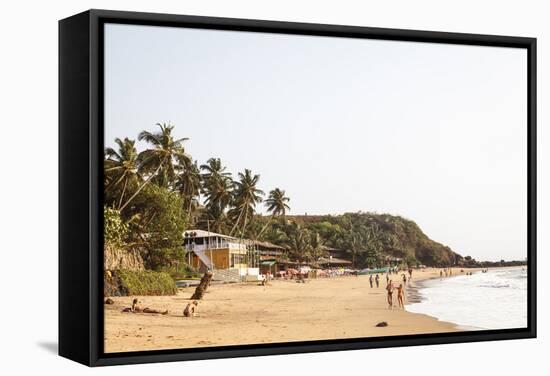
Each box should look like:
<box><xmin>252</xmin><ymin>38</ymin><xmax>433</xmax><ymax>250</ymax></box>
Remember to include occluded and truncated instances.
<box><xmin>103</xmin><ymin>122</ymin><xmax>494</xmax><ymax>275</ymax></box>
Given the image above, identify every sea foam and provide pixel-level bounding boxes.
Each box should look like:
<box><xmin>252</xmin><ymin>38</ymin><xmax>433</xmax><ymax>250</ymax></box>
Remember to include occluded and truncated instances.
<box><xmin>406</xmin><ymin>268</ymin><xmax>527</xmax><ymax>330</ymax></box>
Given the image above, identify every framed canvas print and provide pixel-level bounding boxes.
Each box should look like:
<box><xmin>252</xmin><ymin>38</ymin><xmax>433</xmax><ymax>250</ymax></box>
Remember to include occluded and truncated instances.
<box><xmin>59</xmin><ymin>9</ymin><xmax>537</xmax><ymax>366</ymax></box>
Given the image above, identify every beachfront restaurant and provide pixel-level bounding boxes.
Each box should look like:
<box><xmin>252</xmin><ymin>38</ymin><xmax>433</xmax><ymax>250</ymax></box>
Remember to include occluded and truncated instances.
<box><xmin>324</xmin><ymin>246</ymin><xmax>353</xmax><ymax>263</ymax></box>
<box><xmin>254</xmin><ymin>240</ymin><xmax>285</xmax><ymax>275</ymax></box>
<box><xmin>183</xmin><ymin>230</ymin><xmax>260</xmax><ymax>279</ymax></box>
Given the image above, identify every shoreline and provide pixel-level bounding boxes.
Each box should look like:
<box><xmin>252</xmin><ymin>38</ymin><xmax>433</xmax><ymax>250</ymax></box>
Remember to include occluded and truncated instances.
<box><xmin>405</xmin><ymin>266</ymin><xmax>526</xmax><ymax>331</ymax></box>
<box><xmin>104</xmin><ymin>267</ymin><xmax>515</xmax><ymax>353</ymax></box>
<box><xmin>404</xmin><ymin>268</ymin><xmax>482</xmax><ymax>330</ymax></box>
<box><xmin>406</xmin><ymin>265</ymin><xmax>524</xmax><ymax>303</ymax></box>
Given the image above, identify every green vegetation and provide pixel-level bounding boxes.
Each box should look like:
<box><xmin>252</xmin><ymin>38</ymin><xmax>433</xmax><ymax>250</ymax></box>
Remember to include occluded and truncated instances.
<box><xmin>104</xmin><ymin>123</ymin><xmax>292</xmax><ymax>273</ymax></box>
<box><xmin>260</xmin><ymin>213</ymin><xmax>463</xmax><ymax>268</ymax></box>
<box><xmin>104</xmin><ymin>122</ymin><xmax>469</xmax><ymax>276</ymax></box>
<box><xmin>124</xmin><ymin>184</ymin><xmax>186</xmax><ymax>270</ymax></box>
<box><xmin>105</xmin><ymin>269</ymin><xmax>177</xmax><ymax>296</ymax></box>
<box><xmin>161</xmin><ymin>262</ymin><xmax>202</xmax><ymax>280</ymax></box>
<box><xmin>103</xmin><ymin>207</ymin><xmax>128</xmax><ymax>246</ymax></box>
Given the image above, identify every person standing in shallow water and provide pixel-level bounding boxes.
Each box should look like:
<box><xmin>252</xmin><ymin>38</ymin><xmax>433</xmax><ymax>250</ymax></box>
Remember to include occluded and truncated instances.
<box><xmin>375</xmin><ymin>274</ymin><xmax>380</xmax><ymax>288</ymax></box>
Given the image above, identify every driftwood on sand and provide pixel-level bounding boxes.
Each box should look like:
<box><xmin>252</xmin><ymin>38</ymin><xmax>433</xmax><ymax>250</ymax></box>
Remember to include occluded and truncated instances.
<box><xmin>191</xmin><ymin>271</ymin><xmax>213</xmax><ymax>300</ymax></box>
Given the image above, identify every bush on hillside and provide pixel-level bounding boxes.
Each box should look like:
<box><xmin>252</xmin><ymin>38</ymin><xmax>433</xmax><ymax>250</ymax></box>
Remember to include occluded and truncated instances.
<box><xmin>104</xmin><ymin>269</ymin><xmax>177</xmax><ymax>296</ymax></box>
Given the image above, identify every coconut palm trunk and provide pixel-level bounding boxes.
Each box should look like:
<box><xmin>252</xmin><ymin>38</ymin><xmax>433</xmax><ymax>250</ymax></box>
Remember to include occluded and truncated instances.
<box><xmin>255</xmin><ymin>215</ymin><xmax>274</xmax><ymax>240</ymax></box>
<box><xmin>117</xmin><ymin>178</ymin><xmax>129</xmax><ymax>210</ymax></box>
<box><xmin>119</xmin><ymin>159</ymin><xmax>165</xmax><ymax>211</ymax></box>
<box><xmin>229</xmin><ymin>205</ymin><xmax>246</xmax><ymax>236</ymax></box>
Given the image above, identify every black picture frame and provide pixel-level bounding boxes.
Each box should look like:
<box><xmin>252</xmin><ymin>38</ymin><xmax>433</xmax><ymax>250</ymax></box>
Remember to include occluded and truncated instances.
<box><xmin>59</xmin><ymin>9</ymin><xmax>537</xmax><ymax>367</ymax></box>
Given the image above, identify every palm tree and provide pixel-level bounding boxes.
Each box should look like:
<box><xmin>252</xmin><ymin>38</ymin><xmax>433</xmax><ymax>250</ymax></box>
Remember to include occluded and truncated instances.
<box><xmin>343</xmin><ymin>219</ymin><xmax>365</xmax><ymax>268</ymax></box>
<box><xmin>256</xmin><ymin>188</ymin><xmax>290</xmax><ymax>239</ymax></box>
<box><xmin>104</xmin><ymin>138</ymin><xmax>140</xmax><ymax>209</ymax></box>
<box><xmin>309</xmin><ymin>232</ymin><xmax>326</xmax><ymax>262</ymax></box>
<box><xmin>363</xmin><ymin>224</ymin><xmax>384</xmax><ymax>268</ymax></box>
<box><xmin>228</xmin><ymin>169</ymin><xmax>264</xmax><ymax>237</ymax></box>
<box><xmin>286</xmin><ymin>224</ymin><xmax>311</xmax><ymax>262</ymax></box>
<box><xmin>138</xmin><ymin>123</ymin><xmax>189</xmax><ymax>188</ymax></box>
<box><xmin>175</xmin><ymin>156</ymin><xmax>201</xmax><ymax>223</ymax></box>
<box><xmin>346</xmin><ymin>232</ymin><xmax>364</xmax><ymax>268</ymax></box>
<box><xmin>200</xmin><ymin>158</ymin><xmax>231</xmax><ymax>185</ymax></box>
<box><xmin>119</xmin><ymin>123</ymin><xmax>189</xmax><ymax>211</ymax></box>
<box><xmin>262</xmin><ymin>222</ymin><xmax>289</xmax><ymax>247</ymax></box>
<box><xmin>200</xmin><ymin>158</ymin><xmax>233</xmax><ymax>233</ymax></box>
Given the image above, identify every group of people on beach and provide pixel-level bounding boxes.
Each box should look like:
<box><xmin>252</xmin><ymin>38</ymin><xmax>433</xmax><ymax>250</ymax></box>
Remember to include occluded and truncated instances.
<box><xmin>440</xmin><ymin>267</ymin><xmax>453</xmax><ymax>279</ymax></box>
<box><xmin>117</xmin><ymin>298</ymin><xmax>199</xmax><ymax>318</ymax></box>
<box><xmin>368</xmin><ymin>267</ymin><xmax>413</xmax><ymax>310</ymax></box>
<box><xmin>386</xmin><ymin>279</ymin><xmax>405</xmax><ymax>309</ymax></box>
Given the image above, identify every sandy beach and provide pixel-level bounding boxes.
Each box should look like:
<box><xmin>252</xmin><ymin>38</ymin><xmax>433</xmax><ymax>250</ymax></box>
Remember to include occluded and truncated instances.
<box><xmin>104</xmin><ymin>268</ymin><xmax>477</xmax><ymax>353</ymax></box>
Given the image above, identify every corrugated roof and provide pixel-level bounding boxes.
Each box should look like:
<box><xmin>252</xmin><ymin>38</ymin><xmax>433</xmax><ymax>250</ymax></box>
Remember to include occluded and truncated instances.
<box><xmin>252</xmin><ymin>240</ymin><xmax>285</xmax><ymax>250</ymax></box>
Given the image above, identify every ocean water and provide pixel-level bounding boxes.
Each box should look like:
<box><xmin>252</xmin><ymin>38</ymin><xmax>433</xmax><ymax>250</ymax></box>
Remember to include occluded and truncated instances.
<box><xmin>406</xmin><ymin>268</ymin><xmax>527</xmax><ymax>330</ymax></box>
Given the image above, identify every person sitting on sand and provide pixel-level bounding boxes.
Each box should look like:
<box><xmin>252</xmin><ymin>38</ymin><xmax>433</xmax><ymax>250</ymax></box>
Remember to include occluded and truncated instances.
<box><xmin>397</xmin><ymin>284</ymin><xmax>405</xmax><ymax>309</ymax></box>
<box><xmin>386</xmin><ymin>280</ymin><xmax>395</xmax><ymax>308</ymax></box>
<box><xmin>122</xmin><ymin>298</ymin><xmax>168</xmax><ymax>315</ymax></box>
<box><xmin>184</xmin><ymin>300</ymin><xmax>199</xmax><ymax>317</ymax></box>
<box><xmin>375</xmin><ymin>274</ymin><xmax>380</xmax><ymax>288</ymax></box>
<box><xmin>369</xmin><ymin>274</ymin><xmax>374</xmax><ymax>288</ymax></box>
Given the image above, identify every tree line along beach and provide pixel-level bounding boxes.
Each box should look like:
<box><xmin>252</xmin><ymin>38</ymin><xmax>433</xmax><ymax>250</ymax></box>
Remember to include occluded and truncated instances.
<box><xmin>103</xmin><ymin>123</ymin><xmax>527</xmax><ymax>352</ymax></box>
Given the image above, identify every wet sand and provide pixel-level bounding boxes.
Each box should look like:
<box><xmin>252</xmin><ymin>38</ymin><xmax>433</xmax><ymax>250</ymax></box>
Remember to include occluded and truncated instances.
<box><xmin>104</xmin><ymin>268</ymin><xmax>469</xmax><ymax>353</ymax></box>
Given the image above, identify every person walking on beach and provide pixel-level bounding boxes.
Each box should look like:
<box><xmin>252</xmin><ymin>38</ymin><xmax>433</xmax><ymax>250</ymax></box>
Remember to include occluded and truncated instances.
<box><xmin>386</xmin><ymin>280</ymin><xmax>395</xmax><ymax>308</ymax></box>
<box><xmin>440</xmin><ymin>270</ymin><xmax>443</xmax><ymax>279</ymax></box>
<box><xmin>408</xmin><ymin>268</ymin><xmax>413</xmax><ymax>279</ymax></box>
<box><xmin>402</xmin><ymin>273</ymin><xmax>407</xmax><ymax>284</ymax></box>
<box><xmin>375</xmin><ymin>274</ymin><xmax>380</xmax><ymax>288</ymax></box>
<box><xmin>369</xmin><ymin>274</ymin><xmax>374</xmax><ymax>288</ymax></box>
<box><xmin>386</xmin><ymin>273</ymin><xmax>390</xmax><ymax>284</ymax></box>
<box><xmin>397</xmin><ymin>284</ymin><xmax>405</xmax><ymax>309</ymax></box>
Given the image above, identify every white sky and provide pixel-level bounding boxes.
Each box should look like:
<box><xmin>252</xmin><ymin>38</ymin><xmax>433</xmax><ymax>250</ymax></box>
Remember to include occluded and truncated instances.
<box><xmin>104</xmin><ymin>23</ymin><xmax>527</xmax><ymax>262</ymax></box>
